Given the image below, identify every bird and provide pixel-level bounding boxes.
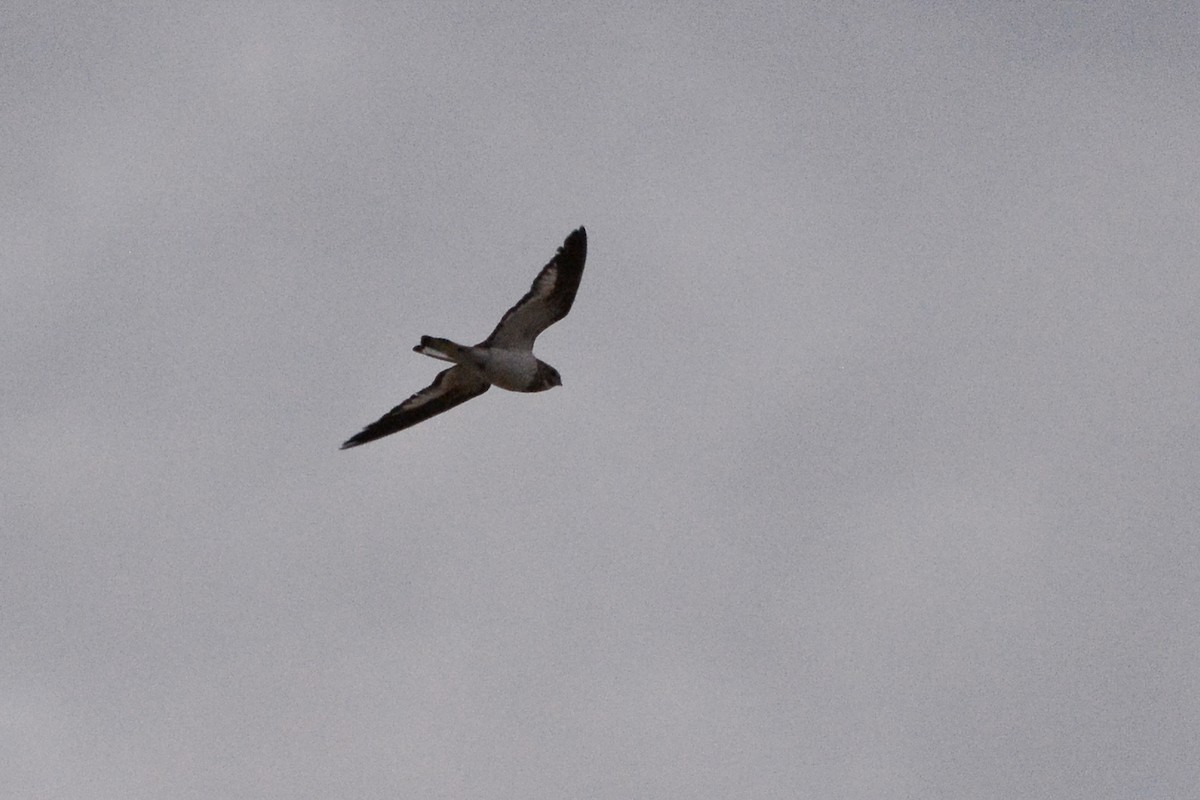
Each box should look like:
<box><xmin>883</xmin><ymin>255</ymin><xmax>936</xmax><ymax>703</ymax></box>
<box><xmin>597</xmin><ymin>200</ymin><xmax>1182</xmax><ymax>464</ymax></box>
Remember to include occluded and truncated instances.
<box><xmin>341</xmin><ymin>226</ymin><xmax>587</xmax><ymax>449</ymax></box>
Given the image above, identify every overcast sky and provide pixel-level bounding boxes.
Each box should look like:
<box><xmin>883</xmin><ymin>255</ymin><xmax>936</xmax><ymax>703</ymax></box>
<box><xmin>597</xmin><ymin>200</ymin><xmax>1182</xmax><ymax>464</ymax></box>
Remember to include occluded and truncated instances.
<box><xmin>4</xmin><ymin>2</ymin><xmax>1199</xmax><ymax>798</ymax></box>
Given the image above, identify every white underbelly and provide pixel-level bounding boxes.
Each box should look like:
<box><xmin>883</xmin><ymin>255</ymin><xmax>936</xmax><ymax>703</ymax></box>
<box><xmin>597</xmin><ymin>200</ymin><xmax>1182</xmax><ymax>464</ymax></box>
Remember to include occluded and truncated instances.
<box><xmin>478</xmin><ymin>348</ymin><xmax>538</xmax><ymax>391</ymax></box>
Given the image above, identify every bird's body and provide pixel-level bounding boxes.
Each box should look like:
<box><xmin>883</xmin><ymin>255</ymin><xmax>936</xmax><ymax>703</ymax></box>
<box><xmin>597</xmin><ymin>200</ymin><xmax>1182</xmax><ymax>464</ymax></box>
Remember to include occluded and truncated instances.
<box><xmin>412</xmin><ymin>337</ymin><xmax>555</xmax><ymax>392</ymax></box>
<box><xmin>341</xmin><ymin>227</ymin><xmax>587</xmax><ymax>449</ymax></box>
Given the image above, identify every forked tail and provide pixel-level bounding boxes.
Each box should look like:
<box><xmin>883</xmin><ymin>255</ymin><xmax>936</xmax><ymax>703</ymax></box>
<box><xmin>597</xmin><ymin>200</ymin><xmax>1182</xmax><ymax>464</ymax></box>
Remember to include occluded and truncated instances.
<box><xmin>413</xmin><ymin>336</ymin><xmax>465</xmax><ymax>363</ymax></box>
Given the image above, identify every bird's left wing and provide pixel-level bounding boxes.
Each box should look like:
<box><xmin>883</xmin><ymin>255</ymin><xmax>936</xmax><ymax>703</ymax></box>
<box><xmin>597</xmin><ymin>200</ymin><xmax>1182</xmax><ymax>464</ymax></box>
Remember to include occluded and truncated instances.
<box><xmin>340</xmin><ymin>366</ymin><xmax>490</xmax><ymax>449</ymax></box>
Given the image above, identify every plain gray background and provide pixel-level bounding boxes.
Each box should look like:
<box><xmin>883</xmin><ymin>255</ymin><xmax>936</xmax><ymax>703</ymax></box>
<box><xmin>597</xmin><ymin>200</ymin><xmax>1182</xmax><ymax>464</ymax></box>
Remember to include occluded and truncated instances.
<box><xmin>4</xmin><ymin>2</ymin><xmax>1198</xmax><ymax>797</ymax></box>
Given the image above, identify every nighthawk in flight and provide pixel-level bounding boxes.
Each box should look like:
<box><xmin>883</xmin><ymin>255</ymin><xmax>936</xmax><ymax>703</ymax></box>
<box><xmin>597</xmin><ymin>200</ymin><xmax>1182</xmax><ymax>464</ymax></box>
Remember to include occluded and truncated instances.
<box><xmin>341</xmin><ymin>226</ymin><xmax>587</xmax><ymax>449</ymax></box>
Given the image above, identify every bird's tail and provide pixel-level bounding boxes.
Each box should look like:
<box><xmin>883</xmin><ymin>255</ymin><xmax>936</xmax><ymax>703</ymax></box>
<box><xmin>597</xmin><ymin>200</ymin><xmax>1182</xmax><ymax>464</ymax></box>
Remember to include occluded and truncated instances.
<box><xmin>413</xmin><ymin>336</ymin><xmax>466</xmax><ymax>363</ymax></box>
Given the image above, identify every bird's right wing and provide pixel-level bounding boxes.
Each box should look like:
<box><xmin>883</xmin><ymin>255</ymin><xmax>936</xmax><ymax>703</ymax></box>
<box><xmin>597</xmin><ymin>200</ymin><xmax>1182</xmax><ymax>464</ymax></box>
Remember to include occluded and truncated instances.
<box><xmin>481</xmin><ymin>227</ymin><xmax>587</xmax><ymax>349</ymax></box>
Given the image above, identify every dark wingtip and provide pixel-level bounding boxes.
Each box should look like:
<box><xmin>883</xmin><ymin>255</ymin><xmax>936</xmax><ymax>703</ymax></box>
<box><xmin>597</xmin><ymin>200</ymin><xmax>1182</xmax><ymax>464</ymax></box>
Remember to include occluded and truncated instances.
<box><xmin>563</xmin><ymin>226</ymin><xmax>586</xmax><ymax>259</ymax></box>
<box><xmin>340</xmin><ymin>429</ymin><xmax>373</xmax><ymax>449</ymax></box>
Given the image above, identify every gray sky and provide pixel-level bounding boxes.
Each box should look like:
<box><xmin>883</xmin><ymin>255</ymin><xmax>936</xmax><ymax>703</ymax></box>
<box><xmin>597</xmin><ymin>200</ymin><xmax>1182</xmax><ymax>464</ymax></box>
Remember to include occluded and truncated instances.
<box><xmin>4</xmin><ymin>2</ymin><xmax>1199</xmax><ymax>797</ymax></box>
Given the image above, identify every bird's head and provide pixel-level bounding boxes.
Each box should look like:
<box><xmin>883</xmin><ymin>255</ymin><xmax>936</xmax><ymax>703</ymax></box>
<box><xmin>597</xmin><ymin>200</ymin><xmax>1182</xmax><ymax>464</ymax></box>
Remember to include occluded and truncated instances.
<box><xmin>535</xmin><ymin>362</ymin><xmax>562</xmax><ymax>390</ymax></box>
